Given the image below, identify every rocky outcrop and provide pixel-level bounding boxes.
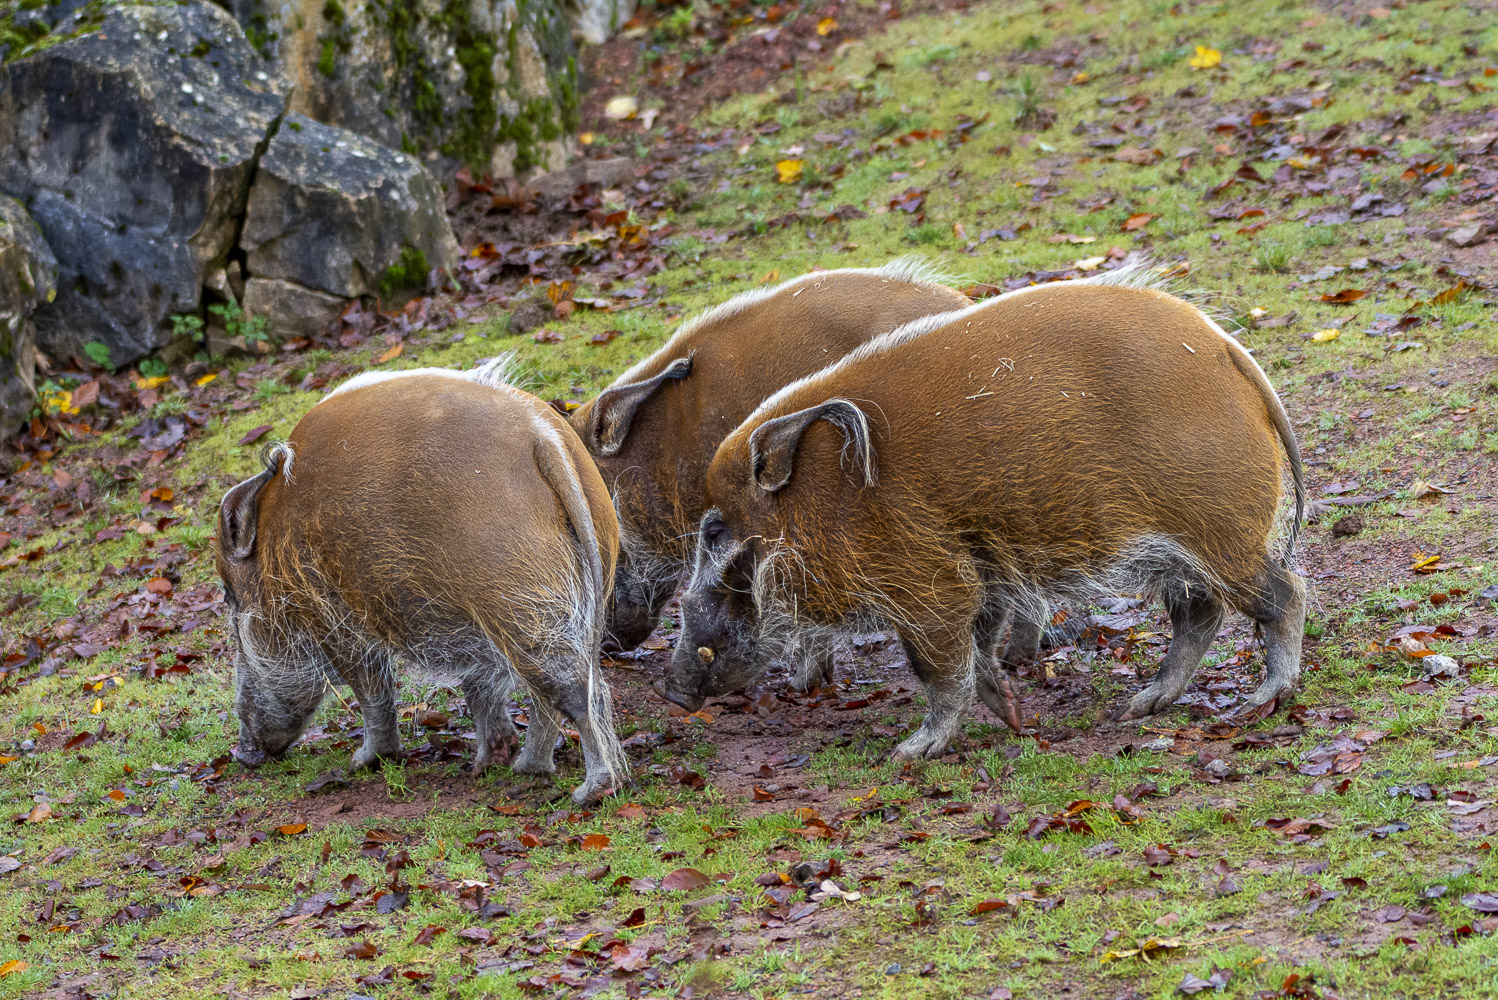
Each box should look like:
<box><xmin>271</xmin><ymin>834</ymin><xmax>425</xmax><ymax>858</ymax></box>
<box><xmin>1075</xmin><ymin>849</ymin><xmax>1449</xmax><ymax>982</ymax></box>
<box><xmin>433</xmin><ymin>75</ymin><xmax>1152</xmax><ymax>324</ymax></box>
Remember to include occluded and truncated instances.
<box><xmin>0</xmin><ymin>0</ymin><xmax>287</xmax><ymax>367</ymax></box>
<box><xmin>240</xmin><ymin>113</ymin><xmax>461</xmax><ymax>326</ymax></box>
<box><xmin>220</xmin><ymin>0</ymin><xmax>581</xmax><ymax>180</ymax></box>
<box><xmin>0</xmin><ymin>196</ymin><xmax>57</xmax><ymax>433</ymax></box>
<box><xmin>0</xmin><ymin>0</ymin><xmax>467</xmax><ymax>370</ymax></box>
<box><xmin>0</xmin><ymin>0</ymin><xmax>615</xmax><ymax>399</ymax></box>
<box><xmin>241</xmin><ymin>278</ymin><xmax>346</xmax><ymax>341</ymax></box>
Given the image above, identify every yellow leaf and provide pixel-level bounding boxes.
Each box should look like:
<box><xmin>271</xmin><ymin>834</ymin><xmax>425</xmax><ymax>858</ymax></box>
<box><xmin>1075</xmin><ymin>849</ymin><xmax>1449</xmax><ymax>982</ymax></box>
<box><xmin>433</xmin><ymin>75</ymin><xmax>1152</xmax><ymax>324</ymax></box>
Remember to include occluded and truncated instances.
<box><xmin>816</xmin><ymin>16</ymin><xmax>837</xmax><ymax>35</ymax></box>
<box><xmin>758</xmin><ymin>270</ymin><xmax>781</xmax><ymax>285</ymax></box>
<box><xmin>775</xmin><ymin>159</ymin><xmax>804</xmax><ymax>184</ymax></box>
<box><xmin>1311</xmin><ymin>329</ymin><xmax>1340</xmax><ymax>342</ymax></box>
<box><xmin>0</xmin><ymin>960</ymin><xmax>28</xmax><ymax>978</ymax></box>
<box><xmin>1072</xmin><ymin>71</ymin><xmax>1090</xmax><ymax>84</ymax></box>
<box><xmin>375</xmin><ymin>342</ymin><xmax>403</xmax><ymax>364</ymax></box>
<box><xmin>604</xmin><ymin>95</ymin><xmax>638</xmax><ymax>120</ymax></box>
<box><xmin>0</xmin><ymin>756</ymin><xmax>17</xmax><ymax>765</ymax></box>
<box><xmin>42</xmin><ymin>389</ymin><xmax>80</xmax><ymax>416</ymax></box>
<box><xmin>134</xmin><ymin>375</ymin><xmax>171</xmax><ymax>390</ymax></box>
<box><xmin>1188</xmin><ymin>46</ymin><xmax>1221</xmax><ymax>69</ymax></box>
<box><xmin>1075</xmin><ymin>256</ymin><xmax>1106</xmax><ymax>271</ymax></box>
<box><xmin>278</xmin><ymin>823</ymin><xmax>308</xmax><ymax>836</ymax></box>
<box><xmin>195</xmin><ymin>373</ymin><xmax>217</xmax><ymax>386</ymax></box>
<box><xmin>578</xmin><ymin>131</ymin><xmax>595</xmax><ymax>145</ymax></box>
<box><xmin>90</xmin><ymin>699</ymin><xmax>102</xmax><ymax>715</ymax></box>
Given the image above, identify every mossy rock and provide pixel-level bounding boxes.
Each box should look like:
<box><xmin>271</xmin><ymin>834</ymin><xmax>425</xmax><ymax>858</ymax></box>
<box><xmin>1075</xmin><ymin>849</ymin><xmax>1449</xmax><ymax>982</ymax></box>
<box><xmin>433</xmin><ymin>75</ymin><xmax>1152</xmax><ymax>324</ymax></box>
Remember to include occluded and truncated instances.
<box><xmin>222</xmin><ymin>0</ymin><xmax>582</xmax><ymax>178</ymax></box>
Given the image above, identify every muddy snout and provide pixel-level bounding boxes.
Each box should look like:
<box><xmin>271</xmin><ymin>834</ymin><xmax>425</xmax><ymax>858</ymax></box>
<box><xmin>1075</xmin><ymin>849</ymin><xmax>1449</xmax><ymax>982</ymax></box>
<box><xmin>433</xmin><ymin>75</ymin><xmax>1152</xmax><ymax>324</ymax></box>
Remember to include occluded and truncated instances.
<box><xmin>232</xmin><ymin>742</ymin><xmax>271</xmax><ymax>767</ymax></box>
<box><xmin>659</xmin><ymin>643</ymin><xmax>714</xmax><ymax>712</ymax></box>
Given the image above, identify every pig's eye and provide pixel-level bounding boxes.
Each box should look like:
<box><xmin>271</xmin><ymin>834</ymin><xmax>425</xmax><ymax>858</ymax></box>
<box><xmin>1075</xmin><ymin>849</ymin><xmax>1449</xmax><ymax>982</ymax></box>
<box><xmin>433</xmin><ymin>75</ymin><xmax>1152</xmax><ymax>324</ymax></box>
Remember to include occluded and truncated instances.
<box><xmin>702</xmin><ymin>520</ymin><xmax>727</xmax><ymax>548</ymax></box>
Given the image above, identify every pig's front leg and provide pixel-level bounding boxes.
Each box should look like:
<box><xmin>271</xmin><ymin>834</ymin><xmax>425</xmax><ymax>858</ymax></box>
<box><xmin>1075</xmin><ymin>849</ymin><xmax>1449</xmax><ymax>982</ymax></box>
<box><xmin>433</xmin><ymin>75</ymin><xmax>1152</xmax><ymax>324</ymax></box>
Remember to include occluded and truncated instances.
<box><xmin>891</xmin><ymin>634</ymin><xmax>975</xmax><ymax>761</ymax></box>
<box><xmin>344</xmin><ymin>648</ymin><xmax>402</xmax><ymax>769</ymax></box>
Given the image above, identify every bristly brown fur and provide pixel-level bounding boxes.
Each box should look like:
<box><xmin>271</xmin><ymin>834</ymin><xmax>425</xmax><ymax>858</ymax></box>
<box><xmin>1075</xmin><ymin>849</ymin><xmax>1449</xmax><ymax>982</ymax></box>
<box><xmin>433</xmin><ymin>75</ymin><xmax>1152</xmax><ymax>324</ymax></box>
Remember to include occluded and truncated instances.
<box><xmin>568</xmin><ymin>261</ymin><xmax>973</xmax><ymax>650</ymax></box>
<box><xmin>216</xmin><ymin>370</ymin><xmax>625</xmax><ymax>804</ymax></box>
<box><xmin>672</xmin><ymin>281</ymin><xmax>1307</xmax><ymax>758</ymax></box>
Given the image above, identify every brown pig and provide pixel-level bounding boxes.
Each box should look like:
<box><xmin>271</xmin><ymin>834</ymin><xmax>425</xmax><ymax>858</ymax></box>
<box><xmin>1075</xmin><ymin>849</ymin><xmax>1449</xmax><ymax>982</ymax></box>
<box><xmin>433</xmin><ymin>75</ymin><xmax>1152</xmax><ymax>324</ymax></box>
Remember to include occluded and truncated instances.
<box><xmin>663</xmin><ymin>263</ymin><xmax>1307</xmax><ymax>758</ymax></box>
<box><xmin>569</xmin><ymin>259</ymin><xmax>977</xmax><ymax>685</ymax></box>
<box><xmin>216</xmin><ymin>359</ymin><xmax>625</xmax><ymax>803</ymax></box>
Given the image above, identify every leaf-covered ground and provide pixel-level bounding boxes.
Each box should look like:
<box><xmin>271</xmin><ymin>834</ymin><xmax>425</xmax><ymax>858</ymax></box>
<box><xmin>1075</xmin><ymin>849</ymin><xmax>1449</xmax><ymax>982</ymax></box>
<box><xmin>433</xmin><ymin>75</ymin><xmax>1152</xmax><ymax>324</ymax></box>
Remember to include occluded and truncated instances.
<box><xmin>5</xmin><ymin>0</ymin><xmax>1498</xmax><ymax>997</ymax></box>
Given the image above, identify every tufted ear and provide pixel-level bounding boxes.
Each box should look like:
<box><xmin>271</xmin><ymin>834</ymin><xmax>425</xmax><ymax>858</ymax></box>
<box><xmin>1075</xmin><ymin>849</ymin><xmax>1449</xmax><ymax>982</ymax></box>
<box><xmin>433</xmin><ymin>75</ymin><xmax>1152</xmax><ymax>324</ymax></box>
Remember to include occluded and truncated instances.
<box><xmin>747</xmin><ymin>398</ymin><xmax>877</xmax><ymax>493</ymax></box>
<box><xmin>218</xmin><ymin>444</ymin><xmax>290</xmax><ymax>561</ymax></box>
<box><xmin>589</xmin><ymin>356</ymin><xmax>693</xmax><ymax>456</ymax></box>
<box><xmin>219</xmin><ymin>474</ymin><xmax>269</xmax><ymax>561</ymax></box>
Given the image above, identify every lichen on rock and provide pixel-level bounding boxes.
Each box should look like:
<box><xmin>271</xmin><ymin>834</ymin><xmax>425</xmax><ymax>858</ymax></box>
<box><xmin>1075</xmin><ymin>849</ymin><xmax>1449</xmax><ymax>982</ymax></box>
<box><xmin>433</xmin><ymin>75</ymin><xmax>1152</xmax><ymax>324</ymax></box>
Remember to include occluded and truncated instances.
<box><xmin>240</xmin><ymin>112</ymin><xmax>459</xmax><ymax>304</ymax></box>
<box><xmin>222</xmin><ymin>0</ymin><xmax>582</xmax><ymax>179</ymax></box>
<box><xmin>0</xmin><ymin>194</ymin><xmax>56</xmax><ymax>432</ymax></box>
<box><xmin>0</xmin><ymin>0</ymin><xmax>288</xmax><ymax>367</ymax></box>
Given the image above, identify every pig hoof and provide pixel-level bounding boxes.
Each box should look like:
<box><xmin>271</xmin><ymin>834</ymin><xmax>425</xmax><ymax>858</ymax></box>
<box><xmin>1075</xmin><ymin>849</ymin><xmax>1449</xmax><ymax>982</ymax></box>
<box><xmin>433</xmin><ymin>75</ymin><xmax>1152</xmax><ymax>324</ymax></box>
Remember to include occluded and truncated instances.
<box><xmin>351</xmin><ymin>744</ymin><xmax>400</xmax><ymax>770</ymax></box>
<box><xmin>1116</xmin><ymin>687</ymin><xmax>1179</xmax><ymax>722</ymax></box>
<box><xmin>789</xmin><ymin>665</ymin><xmax>831</xmax><ymax>692</ymax></box>
<box><xmin>511</xmin><ymin>752</ymin><xmax>556</xmax><ymax>778</ymax></box>
<box><xmin>571</xmin><ymin>774</ymin><xmax>615</xmax><ymax>806</ymax></box>
<box><xmin>891</xmin><ymin>727</ymin><xmax>954</xmax><ymax>761</ymax></box>
<box><xmin>1237</xmin><ymin>682</ymin><xmax>1293</xmax><ymax>717</ymax></box>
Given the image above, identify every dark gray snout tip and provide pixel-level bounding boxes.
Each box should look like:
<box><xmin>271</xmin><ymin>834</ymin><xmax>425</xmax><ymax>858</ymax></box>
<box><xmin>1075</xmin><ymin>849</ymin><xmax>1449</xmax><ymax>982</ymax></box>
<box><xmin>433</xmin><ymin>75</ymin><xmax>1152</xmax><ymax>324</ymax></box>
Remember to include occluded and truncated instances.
<box><xmin>232</xmin><ymin>743</ymin><xmax>269</xmax><ymax>767</ymax></box>
<box><xmin>654</xmin><ymin>681</ymin><xmax>706</xmax><ymax>713</ymax></box>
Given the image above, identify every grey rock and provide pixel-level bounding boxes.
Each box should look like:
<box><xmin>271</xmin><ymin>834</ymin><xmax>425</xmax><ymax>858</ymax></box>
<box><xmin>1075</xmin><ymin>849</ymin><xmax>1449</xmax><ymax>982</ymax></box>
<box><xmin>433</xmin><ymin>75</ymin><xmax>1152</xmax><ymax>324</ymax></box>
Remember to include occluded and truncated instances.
<box><xmin>0</xmin><ymin>195</ymin><xmax>57</xmax><ymax>433</ymax></box>
<box><xmin>222</xmin><ymin>0</ymin><xmax>579</xmax><ymax>179</ymax></box>
<box><xmin>241</xmin><ymin>113</ymin><xmax>459</xmax><ymax>301</ymax></box>
<box><xmin>0</xmin><ymin>1</ymin><xmax>288</xmax><ymax>367</ymax></box>
<box><xmin>1447</xmin><ymin>224</ymin><xmax>1486</xmax><ymax>248</ymax></box>
<box><xmin>242</xmin><ymin>276</ymin><xmax>345</xmax><ymax>339</ymax></box>
<box><xmin>1422</xmin><ymin>654</ymin><xmax>1461</xmax><ymax>681</ymax></box>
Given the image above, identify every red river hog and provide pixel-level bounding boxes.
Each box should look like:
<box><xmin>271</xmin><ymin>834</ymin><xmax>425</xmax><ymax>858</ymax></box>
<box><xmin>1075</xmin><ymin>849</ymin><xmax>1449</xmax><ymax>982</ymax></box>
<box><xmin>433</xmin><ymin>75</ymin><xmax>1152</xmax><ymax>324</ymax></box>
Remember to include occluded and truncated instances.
<box><xmin>216</xmin><ymin>359</ymin><xmax>624</xmax><ymax>803</ymax></box>
<box><xmin>663</xmin><ymin>262</ymin><xmax>1307</xmax><ymax>759</ymax></box>
<box><xmin>569</xmin><ymin>260</ymin><xmax>979</xmax><ymax>687</ymax></box>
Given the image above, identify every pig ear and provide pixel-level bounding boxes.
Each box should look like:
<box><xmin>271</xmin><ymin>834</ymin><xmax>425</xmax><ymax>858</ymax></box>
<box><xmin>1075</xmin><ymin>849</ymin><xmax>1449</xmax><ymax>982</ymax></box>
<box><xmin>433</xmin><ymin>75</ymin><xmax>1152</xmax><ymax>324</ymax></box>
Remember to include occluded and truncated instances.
<box><xmin>218</xmin><ymin>445</ymin><xmax>289</xmax><ymax>561</ymax></box>
<box><xmin>218</xmin><ymin>474</ymin><xmax>267</xmax><ymax>561</ymax></box>
<box><xmin>748</xmin><ymin>399</ymin><xmax>877</xmax><ymax>493</ymax></box>
<box><xmin>589</xmin><ymin>356</ymin><xmax>693</xmax><ymax>456</ymax></box>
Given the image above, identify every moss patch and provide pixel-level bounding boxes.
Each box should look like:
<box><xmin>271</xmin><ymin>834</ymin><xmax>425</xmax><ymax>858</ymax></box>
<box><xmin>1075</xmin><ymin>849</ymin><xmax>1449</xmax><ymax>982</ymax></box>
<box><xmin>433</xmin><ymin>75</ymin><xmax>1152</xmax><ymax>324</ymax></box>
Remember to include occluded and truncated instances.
<box><xmin>375</xmin><ymin>244</ymin><xmax>428</xmax><ymax>299</ymax></box>
<box><xmin>315</xmin><ymin>0</ymin><xmax>349</xmax><ymax>77</ymax></box>
<box><xmin>0</xmin><ymin>0</ymin><xmax>107</xmax><ymax>65</ymax></box>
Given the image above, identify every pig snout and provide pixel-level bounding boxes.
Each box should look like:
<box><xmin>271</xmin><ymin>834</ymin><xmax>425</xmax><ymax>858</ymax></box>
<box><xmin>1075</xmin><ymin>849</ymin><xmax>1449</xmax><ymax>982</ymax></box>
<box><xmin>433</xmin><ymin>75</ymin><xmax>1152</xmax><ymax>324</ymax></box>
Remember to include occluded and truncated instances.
<box><xmin>232</xmin><ymin>741</ymin><xmax>270</xmax><ymax>767</ymax></box>
<box><xmin>659</xmin><ymin>644</ymin><xmax>713</xmax><ymax>712</ymax></box>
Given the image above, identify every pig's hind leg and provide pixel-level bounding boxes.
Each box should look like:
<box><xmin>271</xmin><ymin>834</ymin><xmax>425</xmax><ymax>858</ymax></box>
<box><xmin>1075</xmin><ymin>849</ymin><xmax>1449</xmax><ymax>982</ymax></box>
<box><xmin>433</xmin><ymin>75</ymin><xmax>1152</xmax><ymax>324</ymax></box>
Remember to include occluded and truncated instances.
<box><xmin>511</xmin><ymin>690</ymin><xmax>561</xmax><ymax>778</ymax></box>
<box><xmin>972</xmin><ymin>599</ymin><xmax>1026</xmax><ymax>735</ymax></box>
<box><xmin>1115</xmin><ymin>591</ymin><xmax>1224</xmax><ymax>721</ymax></box>
<box><xmin>788</xmin><ymin>632</ymin><xmax>836</xmax><ymax>692</ymax></box>
<box><xmin>1235</xmin><ymin>558</ymin><xmax>1306</xmax><ymax>716</ymax></box>
<box><xmin>461</xmin><ymin>665</ymin><xmax>520</xmax><ymax>771</ymax></box>
<box><xmin>504</xmin><ymin>645</ymin><xmax>624</xmax><ymax>805</ymax></box>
